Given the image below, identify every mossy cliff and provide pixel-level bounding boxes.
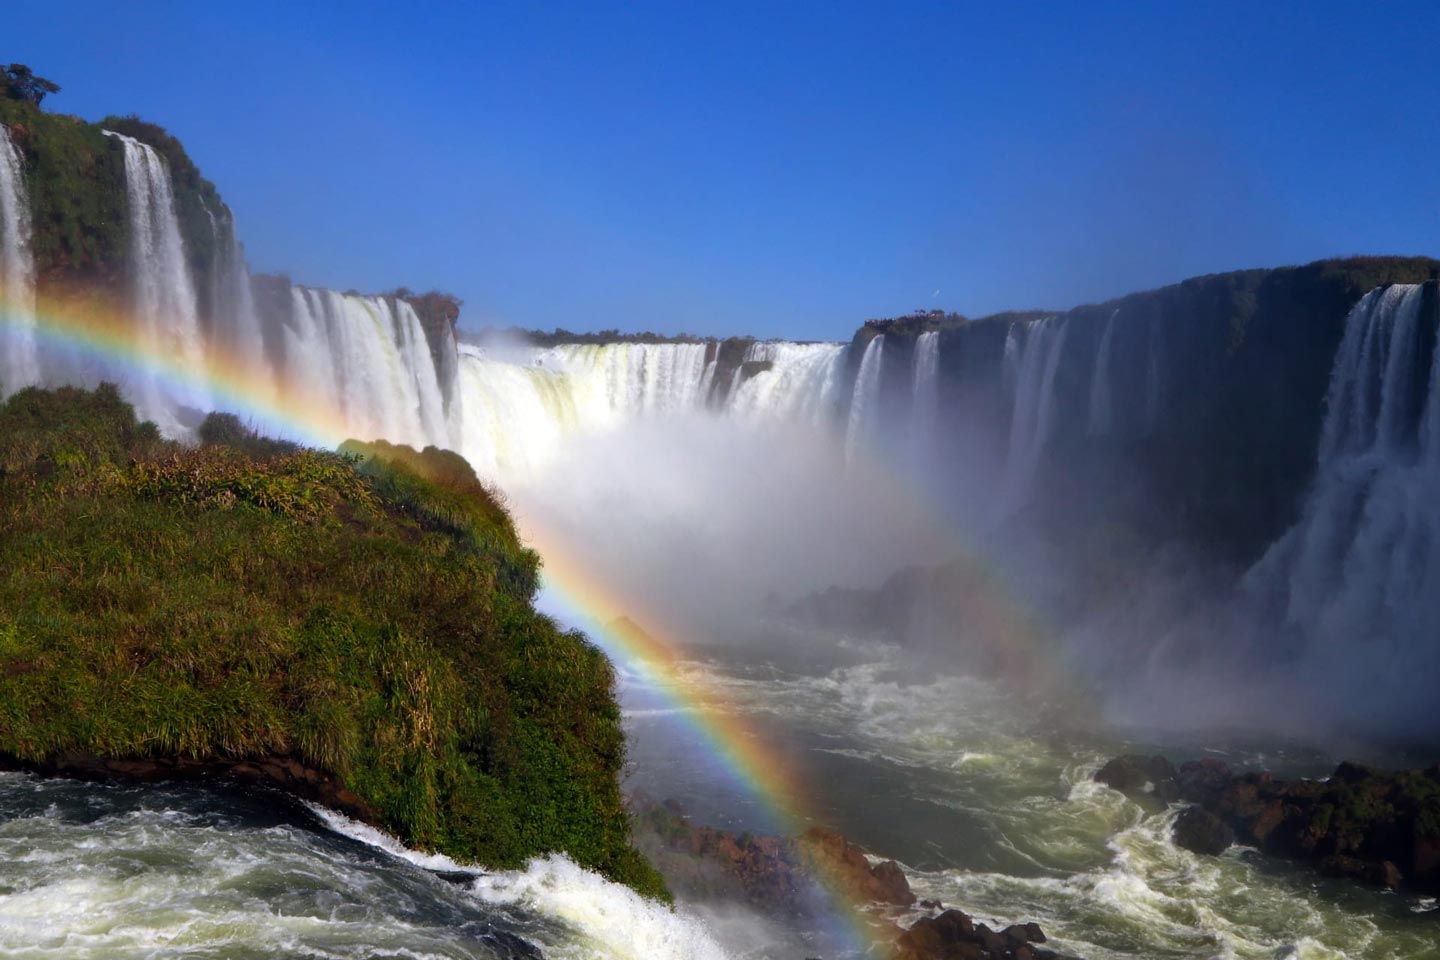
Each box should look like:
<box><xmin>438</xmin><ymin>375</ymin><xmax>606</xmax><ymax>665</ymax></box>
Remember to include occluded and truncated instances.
<box><xmin>0</xmin><ymin>99</ymin><xmax>229</xmax><ymax>304</ymax></box>
<box><xmin>0</xmin><ymin>385</ymin><xmax>668</xmax><ymax>900</ymax></box>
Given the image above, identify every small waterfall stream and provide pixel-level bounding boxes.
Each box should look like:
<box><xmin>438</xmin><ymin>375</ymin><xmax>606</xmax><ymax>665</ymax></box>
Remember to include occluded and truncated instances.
<box><xmin>1000</xmin><ymin>316</ymin><xmax>1067</xmax><ymax>513</ymax></box>
<box><xmin>844</xmin><ymin>334</ymin><xmax>885</xmax><ymax>461</ymax></box>
<box><xmin>104</xmin><ymin>130</ymin><xmax>211</xmax><ymax>431</ymax></box>
<box><xmin>1245</xmin><ymin>284</ymin><xmax>1440</xmax><ymax>693</ymax></box>
<box><xmin>0</xmin><ymin>123</ymin><xmax>37</xmax><ymax>397</ymax></box>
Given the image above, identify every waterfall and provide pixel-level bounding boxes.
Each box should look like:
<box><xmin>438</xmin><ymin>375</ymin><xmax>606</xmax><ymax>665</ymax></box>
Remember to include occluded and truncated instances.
<box><xmin>211</xmin><ymin>210</ymin><xmax>269</xmax><ymax>387</ymax></box>
<box><xmin>435</xmin><ymin>338</ymin><xmax>855</xmax><ymax>482</ymax></box>
<box><xmin>103</xmin><ymin>130</ymin><xmax>210</xmax><ymax>432</ymax></box>
<box><xmin>394</xmin><ymin>299</ymin><xmax>450</xmax><ymax>445</ymax></box>
<box><xmin>731</xmin><ymin>341</ymin><xmax>846</xmax><ymax>425</ymax></box>
<box><xmin>0</xmin><ymin>123</ymin><xmax>38</xmax><ymax>397</ymax></box>
<box><xmin>1001</xmin><ymin>316</ymin><xmax>1067</xmax><ymax>512</ymax></box>
<box><xmin>845</xmin><ymin>335</ymin><xmax>885</xmax><ymax>461</ymax></box>
<box><xmin>1088</xmin><ymin>308</ymin><xmax>1118</xmax><ymax>436</ymax></box>
<box><xmin>279</xmin><ymin>287</ymin><xmax>450</xmax><ymax>449</ymax></box>
<box><xmin>527</xmin><ymin>342</ymin><xmax>710</xmax><ymax>424</ymax></box>
<box><xmin>911</xmin><ymin>331</ymin><xmax>940</xmax><ymax>449</ymax></box>
<box><xmin>1245</xmin><ymin>284</ymin><xmax>1440</xmax><ymax>686</ymax></box>
<box><xmin>698</xmin><ymin>344</ymin><xmax>719</xmax><ymax>403</ymax></box>
<box><xmin>13</xmin><ymin>129</ymin><xmax>857</xmax><ymax>488</ymax></box>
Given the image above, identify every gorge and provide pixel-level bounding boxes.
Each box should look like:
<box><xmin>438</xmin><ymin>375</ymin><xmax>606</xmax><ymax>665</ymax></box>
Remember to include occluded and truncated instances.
<box><xmin>2</xmin><ymin>92</ymin><xmax>1440</xmax><ymax>960</ymax></box>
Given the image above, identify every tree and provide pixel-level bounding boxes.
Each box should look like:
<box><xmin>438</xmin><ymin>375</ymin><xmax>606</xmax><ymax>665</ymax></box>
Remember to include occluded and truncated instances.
<box><xmin>4</xmin><ymin>64</ymin><xmax>61</xmax><ymax>106</ymax></box>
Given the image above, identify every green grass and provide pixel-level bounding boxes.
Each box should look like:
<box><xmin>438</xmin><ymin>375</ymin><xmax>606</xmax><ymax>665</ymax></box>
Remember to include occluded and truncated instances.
<box><xmin>0</xmin><ymin>386</ymin><xmax>669</xmax><ymax>900</ymax></box>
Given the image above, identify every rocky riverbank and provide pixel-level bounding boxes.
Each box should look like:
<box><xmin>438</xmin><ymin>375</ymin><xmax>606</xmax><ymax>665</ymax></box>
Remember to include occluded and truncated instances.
<box><xmin>1097</xmin><ymin>755</ymin><xmax>1440</xmax><ymax>895</ymax></box>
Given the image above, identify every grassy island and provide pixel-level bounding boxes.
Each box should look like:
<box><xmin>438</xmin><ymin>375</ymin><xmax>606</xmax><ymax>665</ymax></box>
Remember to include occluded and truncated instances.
<box><xmin>0</xmin><ymin>384</ymin><xmax>668</xmax><ymax>900</ymax></box>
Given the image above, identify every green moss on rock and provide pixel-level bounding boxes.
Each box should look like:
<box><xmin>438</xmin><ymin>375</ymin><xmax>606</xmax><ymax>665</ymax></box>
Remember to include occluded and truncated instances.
<box><xmin>0</xmin><ymin>98</ymin><xmax>126</xmax><ymax>291</ymax></box>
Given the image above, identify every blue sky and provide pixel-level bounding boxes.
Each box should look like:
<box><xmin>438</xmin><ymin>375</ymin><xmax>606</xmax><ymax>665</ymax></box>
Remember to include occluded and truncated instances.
<box><xmin>10</xmin><ymin>1</ymin><xmax>1440</xmax><ymax>339</ymax></box>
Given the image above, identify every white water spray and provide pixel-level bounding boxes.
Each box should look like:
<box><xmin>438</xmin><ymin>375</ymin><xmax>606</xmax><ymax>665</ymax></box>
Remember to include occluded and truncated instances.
<box><xmin>731</xmin><ymin>341</ymin><xmax>846</xmax><ymax>425</ymax></box>
<box><xmin>1245</xmin><ymin>284</ymin><xmax>1440</xmax><ymax>713</ymax></box>
<box><xmin>1001</xmin><ymin>317</ymin><xmax>1067</xmax><ymax>512</ymax></box>
<box><xmin>911</xmin><ymin>330</ymin><xmax>940</xmax><ymax>450</ymax></box>
<box><xmin>845</xmin><ymin>335</ymin><xmax>885</xmax><ymax>461</ymax></box>
<box><xmin>0</xmin><ymin>123</ymin><xmax>38</xmax><ymax>396</ymax></box>
<box><xmin>1088</xmin><ymin>309</ymin><xmax>1118</xmax><ymax>436</ymax></box>
<box><xmin>103</xmin><ymin>130</ymin><xmax>211</xmax><ymax>432</ymax></box>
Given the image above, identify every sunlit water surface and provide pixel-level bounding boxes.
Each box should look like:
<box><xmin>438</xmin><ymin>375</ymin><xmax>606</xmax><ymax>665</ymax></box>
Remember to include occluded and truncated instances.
<box><xmin>1</xmin><ymin>633</ymin><xmax>1436</xmax><ymax>959</ymax></box>
<box><xmin>620</xmin><ymin>633</ymin><xmax>1440</xmax><ymax>960</ymax></box>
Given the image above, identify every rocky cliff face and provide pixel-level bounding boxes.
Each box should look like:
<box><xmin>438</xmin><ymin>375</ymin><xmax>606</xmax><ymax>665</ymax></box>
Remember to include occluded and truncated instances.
<box><xmin>859</xmin><ymin>258</ymin><xmax>1440</xmax><ymax>570</ymax></box>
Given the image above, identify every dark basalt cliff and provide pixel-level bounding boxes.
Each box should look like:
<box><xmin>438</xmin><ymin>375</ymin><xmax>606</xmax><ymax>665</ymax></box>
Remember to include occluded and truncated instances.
<box><xmin>856</xmin><ymin>258</ymin><xmax>1440</xmax><ymax>568</ymax></box>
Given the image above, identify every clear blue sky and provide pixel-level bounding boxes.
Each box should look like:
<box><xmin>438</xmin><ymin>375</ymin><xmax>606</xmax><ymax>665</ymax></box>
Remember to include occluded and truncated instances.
<box><xmin>10</xmin><ymin>1</ymin><xmax>1440</xmax><ymax>339</ymax></box>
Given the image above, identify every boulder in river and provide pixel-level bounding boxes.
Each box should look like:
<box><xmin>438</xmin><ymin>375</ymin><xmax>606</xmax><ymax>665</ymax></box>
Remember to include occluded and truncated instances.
<box><xmin>1172</xmin><ymin>805</ymin><xmax>1234</xmax><ymax>855</ymax></box>
<box><xmin>896</xmin><ymin>908</ymin><xmax>1067</xmax><ymax>960</ymax></box>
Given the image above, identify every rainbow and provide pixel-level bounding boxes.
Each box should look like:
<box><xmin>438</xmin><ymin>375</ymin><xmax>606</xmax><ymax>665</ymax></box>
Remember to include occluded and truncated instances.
<box><xmin>6</xmin><ymin>293</ymin><xmax>352</xmax><ymax>448</ymax></box>
<box><xmin>4</xmin><ymin>293</ymin><xmax>1069</xmax><ymax>956</ymax></box>
<box><xmin>526</xmin><ymin>527</ymin><xmax>887</xmax><ymax>953</ymax></box>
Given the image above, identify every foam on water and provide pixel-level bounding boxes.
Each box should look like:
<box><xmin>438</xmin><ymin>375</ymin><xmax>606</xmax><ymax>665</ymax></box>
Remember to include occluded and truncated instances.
<box><xmin>620</xmin><ymin>646</ymin><xmax>1440</xmax><ymax>960</ymax></box>
<box><xmin>0</xmin><ymin>773</ymin><xmax>731</xmax><ymax>960</ymax></box>
<box><xmin>469</xmin><ymin>857</ymin><xmax>730</xmax><ymax>960</ymax></box>
<box><xmin>310</xmin><ymin>804</ymin><xmax>732</xmax><ymax>960</ymax></box>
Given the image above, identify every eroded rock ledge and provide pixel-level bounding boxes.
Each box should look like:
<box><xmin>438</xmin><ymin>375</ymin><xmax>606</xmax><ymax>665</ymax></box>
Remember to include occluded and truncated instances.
<box><xmin>1096</xmin><ymin>754</ymin><xmax>1440</xmax><ymax>895</ymax></box>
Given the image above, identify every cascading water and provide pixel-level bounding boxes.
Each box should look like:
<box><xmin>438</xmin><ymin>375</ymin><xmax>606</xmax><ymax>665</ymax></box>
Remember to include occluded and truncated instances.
<box><xmin>209</xmin><ymin>205</ymin><xmax>270</xmax><ymax>388</ymax></box>
<box><xmin>535</xmin><ymin>342</ymin><xmax>711</xmax><ymax>421</ymax></box>
<box><xmin>1088</xmin><ymin>308</ymin><xmax>1118</xmax><ymax>436</ymax></box>
<box><xmin>730</xmin><ymin>341</ymin><xmax>846</xmax><ymax>425</ymax></box>
<box><xmin>104</xmin><ymin>130</ymin><xmax>211</xmax><ymax>432</ymax></box>
<box><xmin>0</xmin><ymin>123</ymin><xmax>38</xmax><ymax>397</ymax></box>
<box><xmin>282</xmin><ymin>287</ymin><xmax>451</xmax><ymax>450</ymax></box>
<box><xmin>1245</xmin><ymin>284</ymin><xmax>1440</xmax><ymax>701</ymax></box>
<box><xmin>844</xmin><ymin>335</ymin><xmax>885</xmax><ymax>461</ymax></box>
<box><xmin>449</xmin><ymin>339</ymin><xmax>852</xmax><ymax>482</ymax></box>
<box><xmin>910</xmin><ymin>331</ymin><xmax>940</xmax><ymax>451</ymax></box>
<box><xmin>1001</xmin><ymin>316</ymin><xmax>1067</xmax><ymax>512</ymax></box>
<box><xmin>697</xmin><ymin>345</ymin><xmax>720</xmax><ymax>403</ymax></box>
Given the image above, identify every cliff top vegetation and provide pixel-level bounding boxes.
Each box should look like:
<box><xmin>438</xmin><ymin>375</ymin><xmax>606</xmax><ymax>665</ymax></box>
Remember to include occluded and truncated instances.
<box><xmin>0</xmin><ymin>385</ymin><xmax>667</xmax><ymax>900</ymax></box>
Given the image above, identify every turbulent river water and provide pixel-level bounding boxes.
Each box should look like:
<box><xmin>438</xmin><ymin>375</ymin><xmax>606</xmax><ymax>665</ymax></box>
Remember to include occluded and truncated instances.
<box><xmin>5</xmin><ymin>632</ymin><xmax>1435</xmax><ymax>959</ymax></box>
<box><xmin>0</xmin><ymin>772</ymin><xmax>731</xmax><ymax>960</ymax></box>
<box><xmin>620</xmin><ymin>635</ymin><xmax>1440</xmax><ymax>960</ymax></box>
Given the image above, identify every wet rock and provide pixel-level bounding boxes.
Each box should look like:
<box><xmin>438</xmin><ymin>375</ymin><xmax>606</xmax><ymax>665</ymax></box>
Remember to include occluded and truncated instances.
<box><xmin>1098</xmin><ymin>753</ymin><xmax>1440</xmax><ymax>896</ymax></box>
<box><xmin>1318</xmin><ymin>855</ymin><xmax>1403</xmax><ymax>889</ymax></box>
<box><xmin>1005</xmin><ymin>921</ymin><xmax>1047</xmax><ymax>943</ymax></box>
<box><xmin>797</xmin><ymin>826</ymin><xmax>918</xmax><ymax>906</ymax></box>
<box><xmin>630</xmin><ymin>803</ymin><xmax>916</xmax><ymax>915</ymax></box>
<box><xmin>1176</xmin><ymin>758</ymin><xmax>1233</xmax><ymax>808</ymax></box>
<box><xmin>896</xmin><ymin>907</ymin><xmax>1065</xmax><ymax>960</ymax></box>
<box><xmin>1173</xmin><ymin>806</ymin><xmax>1234</xmax><ymax>855</ymax></box>
<box><xmin>632</xmin><ymin>801</ymin><xmax>1066</xmax><ymax>959</ymax></box>
<box><xmin>1095</xmin><ymin>754</ymin><xmax>1176</xmax><ymax>794</ymax></box>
